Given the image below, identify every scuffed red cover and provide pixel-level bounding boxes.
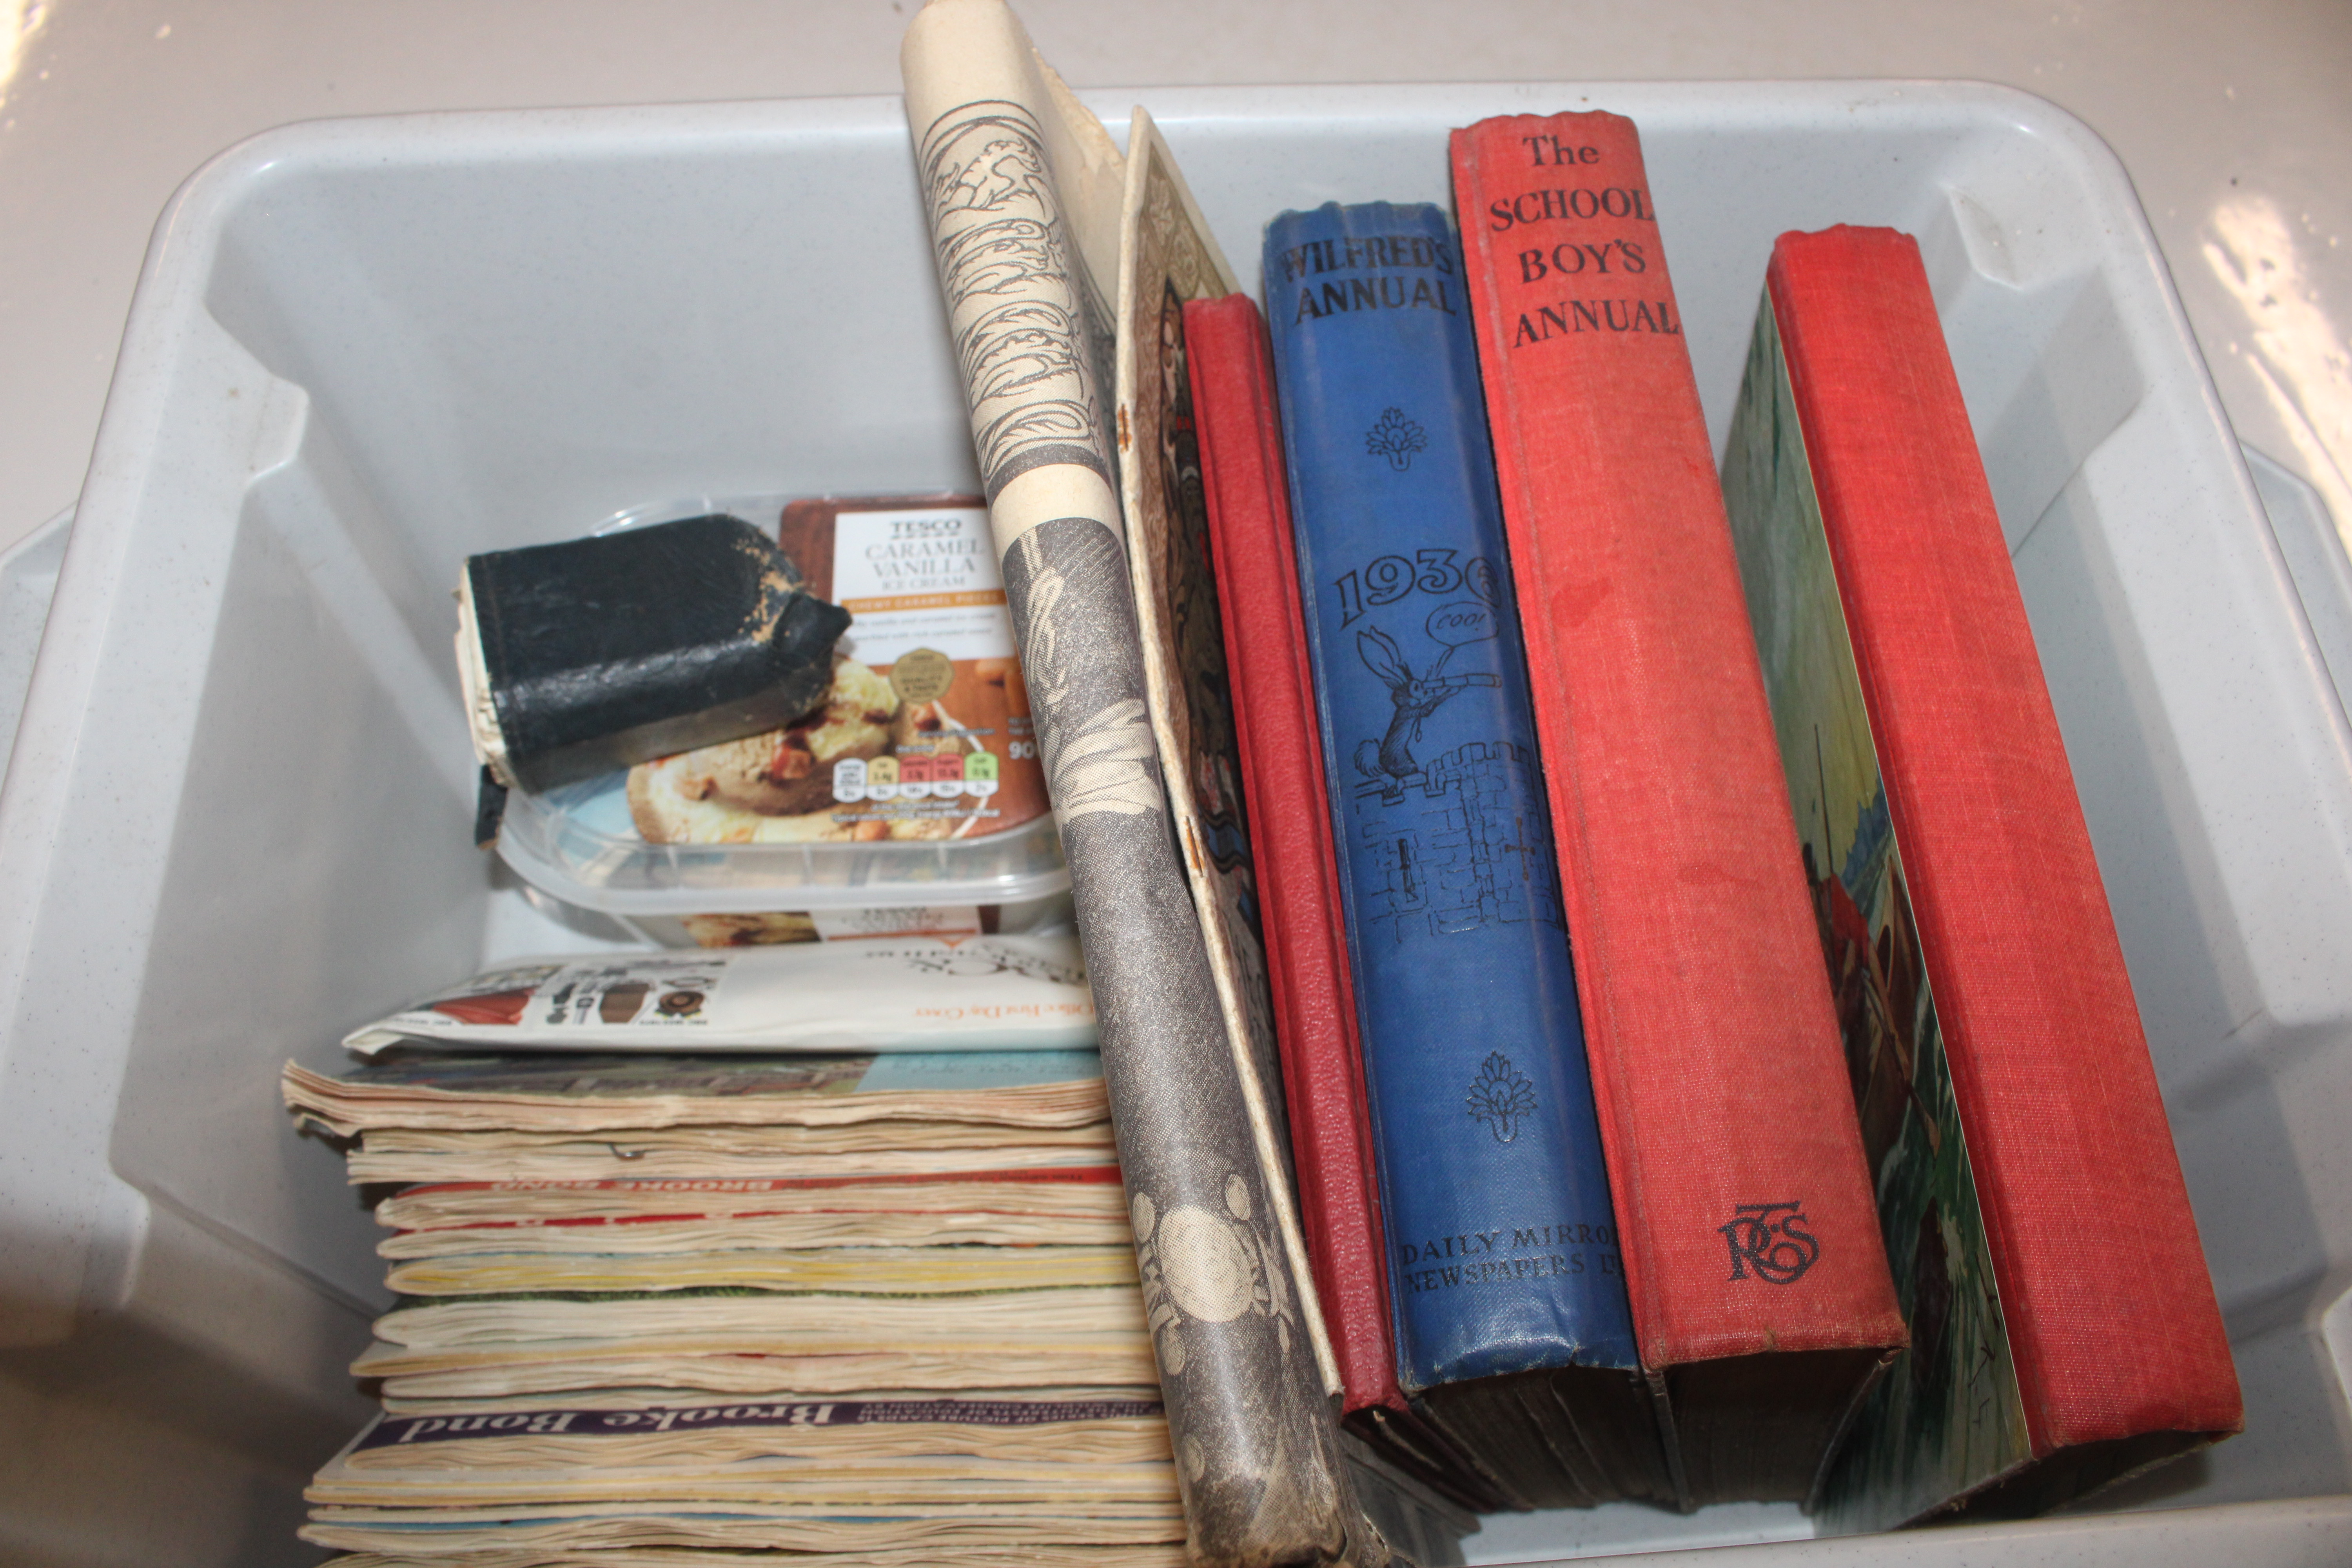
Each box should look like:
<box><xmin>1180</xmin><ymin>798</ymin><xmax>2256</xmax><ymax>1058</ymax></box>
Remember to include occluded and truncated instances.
<box><xmin>1181</xmin><ymin>294</ymin><xmax>1400</xmax><ymax>1417</ymax></box>
<box><xmin>1767</xmin><ymin>227</ymin><xmax>2243</xmax><ymax>1452</ymax></box>
<box><xmin>1451</xmin><ymin>114</ymin><xmax>1904</xmax><ymax>1368</ymax></box>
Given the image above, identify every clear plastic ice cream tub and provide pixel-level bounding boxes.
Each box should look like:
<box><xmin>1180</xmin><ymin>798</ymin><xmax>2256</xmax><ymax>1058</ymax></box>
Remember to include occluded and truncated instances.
<box><xmin>489</xmin><ymin>490</ymin><xmax>1073</xmax><ymax>941</ymax></box>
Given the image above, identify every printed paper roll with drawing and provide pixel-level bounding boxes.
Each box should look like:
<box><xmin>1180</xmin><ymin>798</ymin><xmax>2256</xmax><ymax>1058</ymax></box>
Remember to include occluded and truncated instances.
<box><xmin>901</xmin><ymin>2</ymin><xmax>1392</xmax><ymax>1563</ymax></box>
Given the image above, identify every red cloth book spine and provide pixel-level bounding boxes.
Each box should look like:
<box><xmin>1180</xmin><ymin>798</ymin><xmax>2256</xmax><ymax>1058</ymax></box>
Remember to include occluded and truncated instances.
<box><xmin>1450</xmin><ymin>116</ymin><xmax>1905</xmax><ymax>1373</ymax></box>
<box><xmin>1182</xmin><ymin>293</ymin><xmax>1501</xmax><ymax>1505</ymax></box>
<box><xmin>1183</xmin><ymin>293</ymin><xmax>1391</xmax><ymax>1403</ymax></box>
<box><xmin>1766</xmin><ymin>227</ymin><xmax>2242</xmax><ymax>1454</ymax></box>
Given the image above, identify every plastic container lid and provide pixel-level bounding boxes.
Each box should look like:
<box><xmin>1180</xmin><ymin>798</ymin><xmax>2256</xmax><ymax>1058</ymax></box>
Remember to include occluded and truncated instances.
<box><xmin>495</xmin><ymin>769</ymin><xmax>1068</xmax><ymax>913</ymax></box>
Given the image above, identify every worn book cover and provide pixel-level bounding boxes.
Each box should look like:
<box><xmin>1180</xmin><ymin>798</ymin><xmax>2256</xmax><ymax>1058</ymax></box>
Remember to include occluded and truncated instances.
<box><xmin>1185</xmin><ymin>292</ymin><xmax>1506</xmax><ymax>1512</ymax></box>
<box><xmin>1265</xmin><ymin>200</ymin><xmax>1661</xmax><ymax>1511</ymax></box>
<box><xmin>1723</xmin><ymin>224</ymin><xmax>2239</xmax><ymax>1529</ymax></box>
<box><xmin>1452</xmin><ymin>111</ymin><xmax>1905</xmax><ymax>1507</ymax></box>
<box><xmin>1723</xmin><ymin>266</ymin><xmax>2033</xmax><ymax>1530</ymax></box>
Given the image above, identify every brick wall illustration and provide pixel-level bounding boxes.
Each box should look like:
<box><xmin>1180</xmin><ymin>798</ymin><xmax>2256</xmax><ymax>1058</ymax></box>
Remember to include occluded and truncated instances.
<box><xmin>1353</xmin><ymin>740</ymin><xmax>1566</xmax><ymax>941</ymax></box>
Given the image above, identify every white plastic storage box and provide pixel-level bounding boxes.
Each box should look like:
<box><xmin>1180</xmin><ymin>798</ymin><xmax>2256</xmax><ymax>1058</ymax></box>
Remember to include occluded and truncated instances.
<box><xmin>2</xmin><ymin>83</ymin><xmax>2349</xmax><ymax>1566</ymax></box>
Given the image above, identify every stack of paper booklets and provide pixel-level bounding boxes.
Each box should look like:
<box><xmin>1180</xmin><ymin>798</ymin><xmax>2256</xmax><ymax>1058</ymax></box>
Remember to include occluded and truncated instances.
<box><xmin>281</xmin><ymin>1049</ymin><xmax>1192</xmax><ymax>1566</ymax></box>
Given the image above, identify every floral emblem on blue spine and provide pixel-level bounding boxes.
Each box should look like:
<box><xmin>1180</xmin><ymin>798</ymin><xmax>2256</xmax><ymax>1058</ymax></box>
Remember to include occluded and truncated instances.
<box><xmin>1465</xmin><ymin>1050</ymin><xmax>1537</xmax><ymax>1143</ymax></box>
<box><xmin>1365</xmin><ymin>407</ymin><xmax>1428</xmax><ymax>472</ymax></box>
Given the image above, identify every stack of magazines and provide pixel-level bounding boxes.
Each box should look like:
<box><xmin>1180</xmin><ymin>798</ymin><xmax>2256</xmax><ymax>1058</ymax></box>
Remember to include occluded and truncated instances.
<box><xmin>280</xmin><ymin>1050</ymin><xmax>1190</xmax><ymax>1566</ymax></box>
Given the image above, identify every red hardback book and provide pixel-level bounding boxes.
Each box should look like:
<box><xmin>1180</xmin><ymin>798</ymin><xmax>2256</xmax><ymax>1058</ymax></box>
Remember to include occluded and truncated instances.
<box><xmin>1181</xmin><ymin>292</ymin><xmax>1502</xmax><ymax>1512</ymax></box>
<box><xmin>1451</xmin><ymin>113</ymin><xmax>1907</xmax><ymax>1504</ymax></box>
<box><xmin>1730</xmin><ymin>227</ymin><xmax>2241</xmax><ymax>1525</ymax></box>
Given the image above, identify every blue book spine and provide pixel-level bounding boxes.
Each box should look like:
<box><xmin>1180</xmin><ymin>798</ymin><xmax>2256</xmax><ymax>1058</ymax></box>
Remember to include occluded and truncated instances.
<box><xmin>1263</xmin><ymin>202</ymin><xmax>1638</xmax><ymax>1392</ymax></box>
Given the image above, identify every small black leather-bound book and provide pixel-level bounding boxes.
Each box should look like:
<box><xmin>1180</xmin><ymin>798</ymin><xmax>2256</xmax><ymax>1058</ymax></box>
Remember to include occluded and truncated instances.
<box><xmin>457</xmin><ymin>514</ymin><xmax>850</xmax><ymax>793</ymax></box>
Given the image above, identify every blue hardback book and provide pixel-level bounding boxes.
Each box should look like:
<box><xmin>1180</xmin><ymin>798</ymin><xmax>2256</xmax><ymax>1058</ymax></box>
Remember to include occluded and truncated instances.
<box><xmin>1263</xmin><ymin>202</ymin><xmax>1653</xmax><ymax>1502</ymax></box>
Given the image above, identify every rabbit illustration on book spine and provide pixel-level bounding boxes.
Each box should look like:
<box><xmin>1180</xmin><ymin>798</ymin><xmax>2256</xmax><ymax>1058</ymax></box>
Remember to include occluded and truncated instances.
<box><xmin>1353</xmin><ymin>625</ymin><xmax>1498</xmax><ymax>783</ymax></box>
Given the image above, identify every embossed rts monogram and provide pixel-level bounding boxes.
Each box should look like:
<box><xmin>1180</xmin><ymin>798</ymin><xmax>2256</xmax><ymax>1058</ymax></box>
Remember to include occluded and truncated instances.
<box><xmin>1719</xmin><ymin>1201</ymin><xmax>1820</xmax><ymax>1284</ymax></box>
